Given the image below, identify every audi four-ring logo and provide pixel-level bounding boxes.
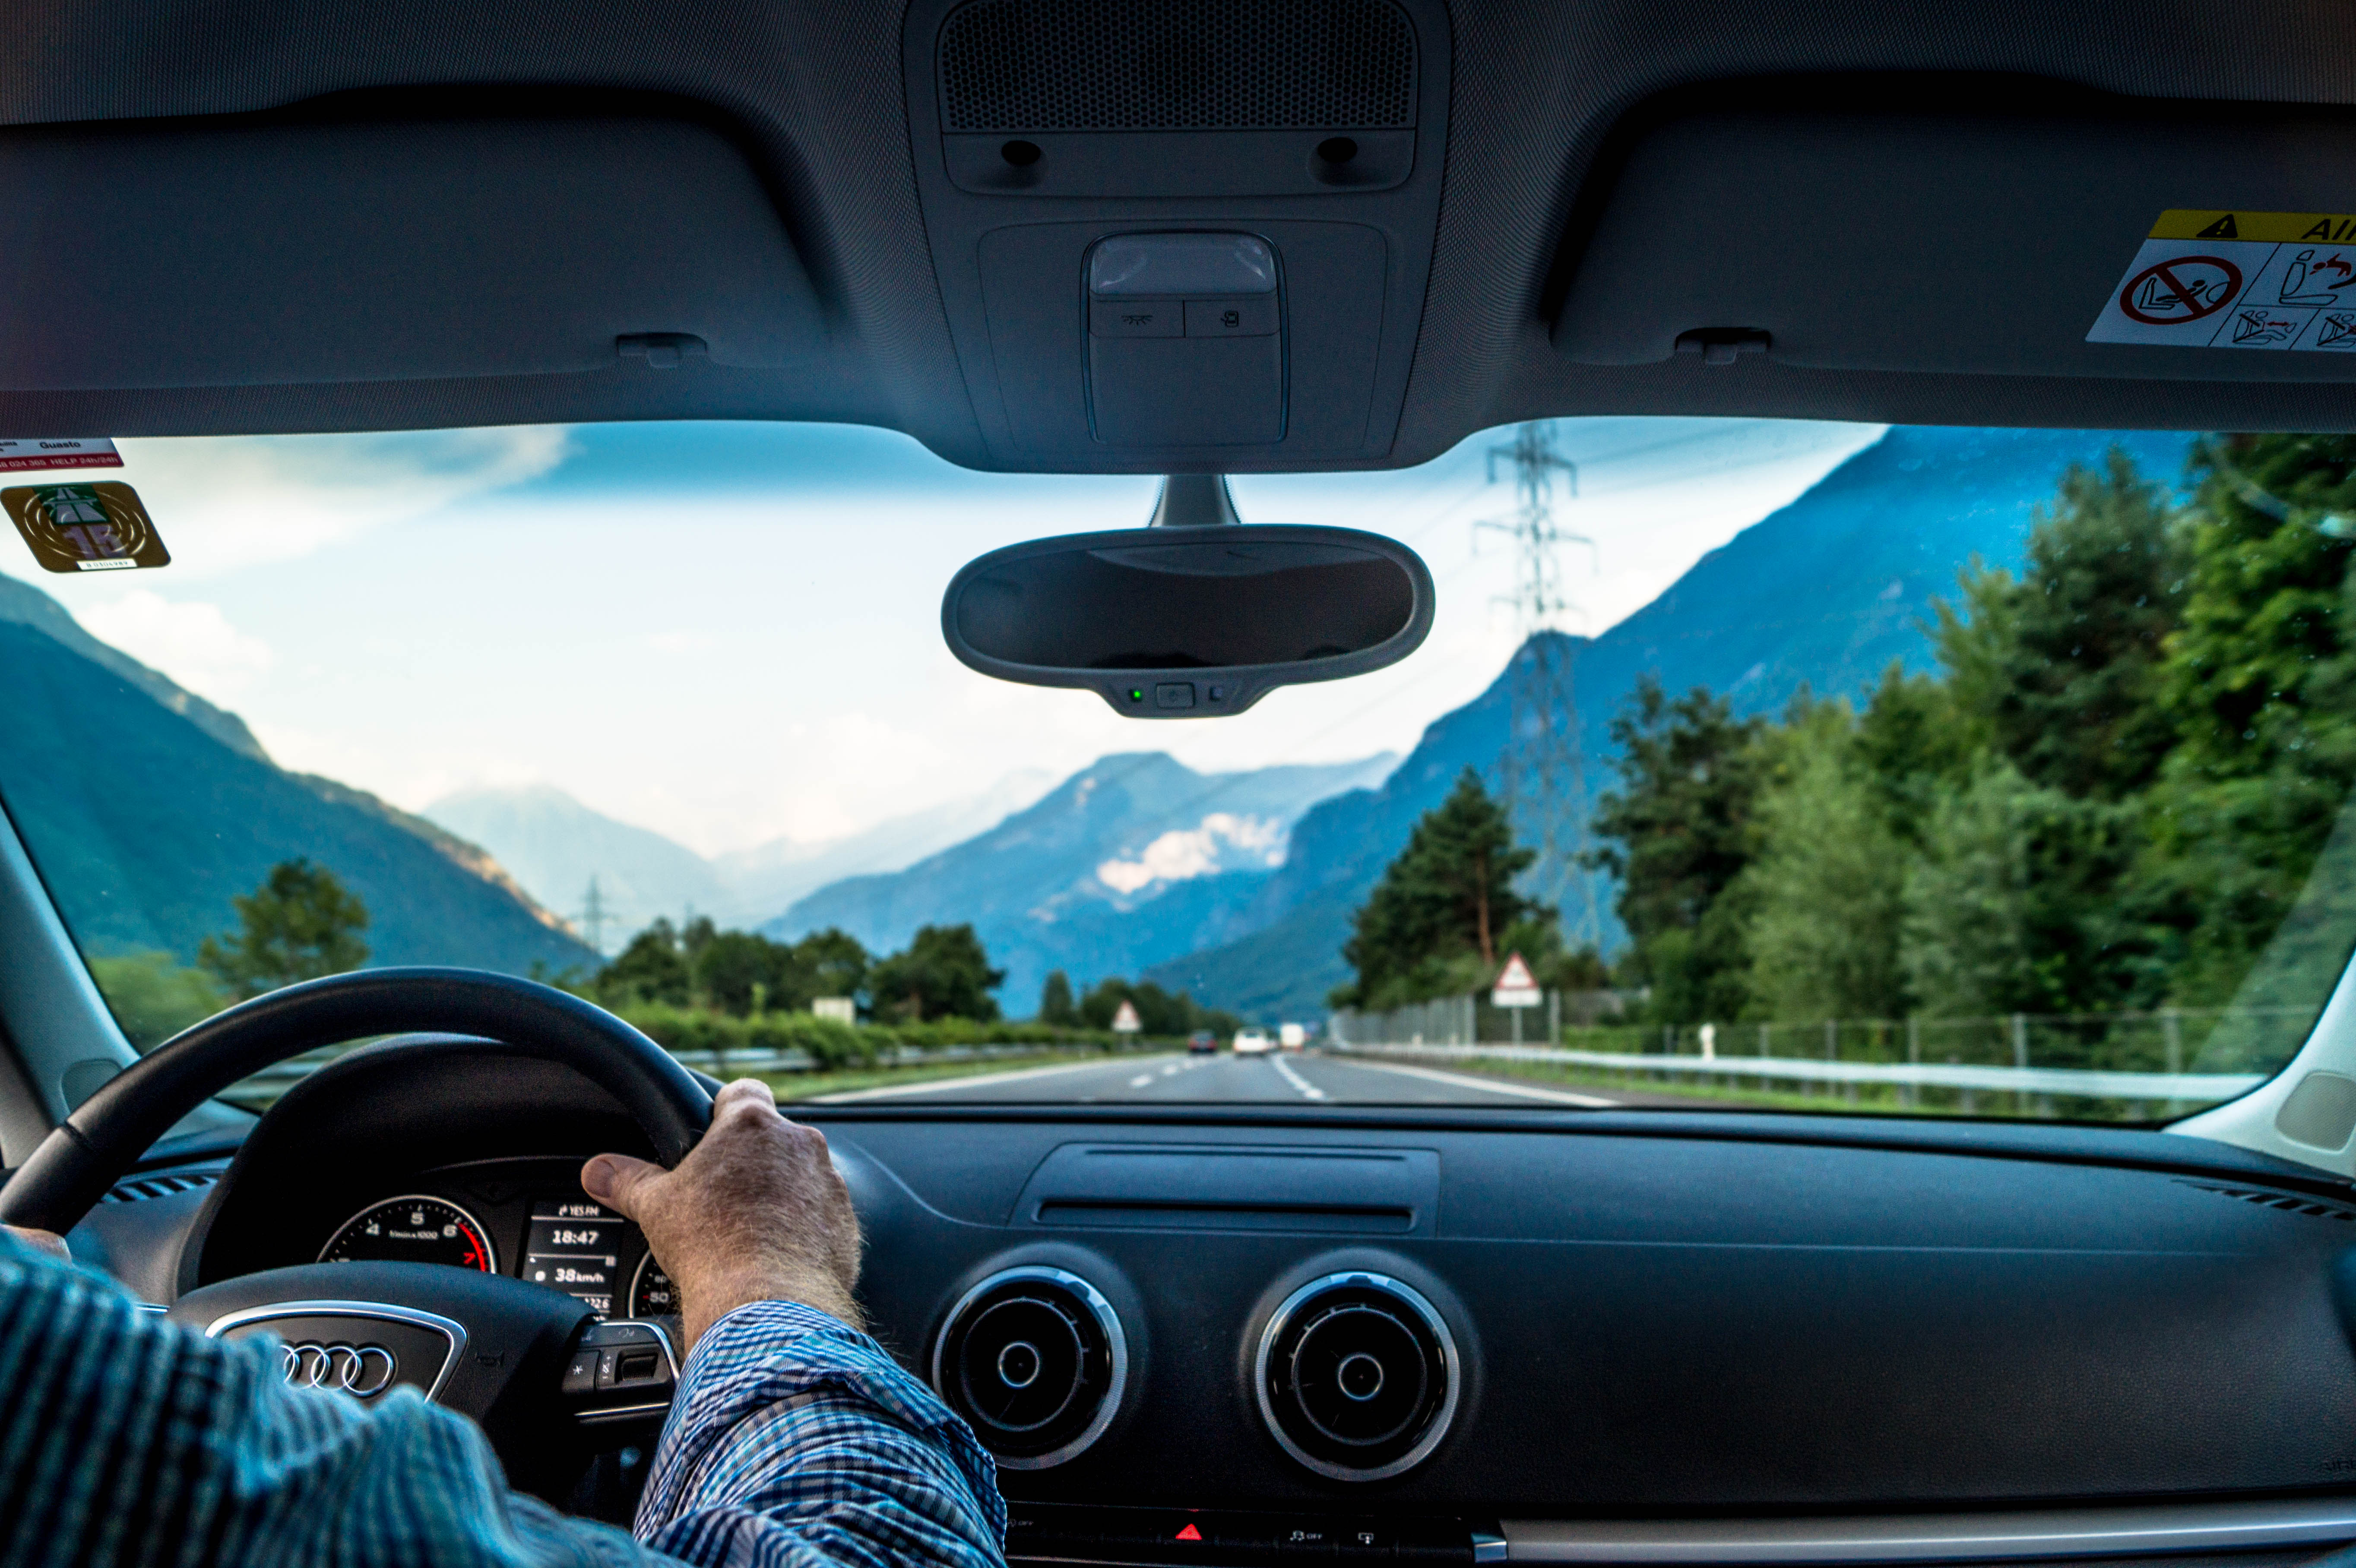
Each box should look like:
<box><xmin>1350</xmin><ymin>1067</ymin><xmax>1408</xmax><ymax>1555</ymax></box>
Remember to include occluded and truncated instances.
<box><xmin>282</xmin><ymin>1342</ymin><xmax>397</xmax><ymax>1396</ymax></box>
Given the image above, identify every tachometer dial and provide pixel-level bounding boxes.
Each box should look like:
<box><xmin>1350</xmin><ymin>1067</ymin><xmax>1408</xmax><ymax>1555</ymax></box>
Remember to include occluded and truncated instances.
<box><xmin>320</xmin><ymin>1196</ymin><xmax>497</xmax><ymax>1273</ymax></box>
<box><xmin>630</xmin><ymin>1253</ymin><xmax>678</xmax><ymax>1316</ymax></box>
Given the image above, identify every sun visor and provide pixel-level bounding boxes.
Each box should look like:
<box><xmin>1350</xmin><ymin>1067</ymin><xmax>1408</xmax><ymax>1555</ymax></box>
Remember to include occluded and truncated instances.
<box><xmin>0</xmin><ymin>112</ymin><xmax>827</xmax><ymax>390</ymax></box>
<box><xmin>1553</xmin><ymin>95</ymin><xmax>2356</xmax><ymax>383</ymax></box>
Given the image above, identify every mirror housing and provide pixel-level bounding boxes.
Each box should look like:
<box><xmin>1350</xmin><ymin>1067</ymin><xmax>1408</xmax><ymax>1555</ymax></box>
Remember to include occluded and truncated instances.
<box><xmin>941</xmin><ymin>520</ymin><xmax>1434</xmax><ymax>718</ymax></box>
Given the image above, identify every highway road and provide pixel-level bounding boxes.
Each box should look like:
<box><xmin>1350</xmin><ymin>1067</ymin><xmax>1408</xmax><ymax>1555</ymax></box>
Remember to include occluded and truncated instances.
<box><xmin>816</xmin><ymin>1050</ymin><xmax>1645</xmax><ymax>1106</ymax></box>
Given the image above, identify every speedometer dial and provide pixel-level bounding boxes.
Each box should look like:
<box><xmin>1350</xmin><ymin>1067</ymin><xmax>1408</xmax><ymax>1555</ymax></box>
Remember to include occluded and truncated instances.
<box><xmin>630</xmin><ymin>1253</ymin><xmax>678</xmax><ymax>1316</ymax></box>
<box><xmin>321</xmin><ymin>1196</ymin><xmax>497</xmax><ymax>1273</ymax></box>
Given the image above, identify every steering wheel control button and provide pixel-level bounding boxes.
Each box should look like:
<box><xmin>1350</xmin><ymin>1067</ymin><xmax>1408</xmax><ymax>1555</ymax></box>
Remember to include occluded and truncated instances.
<box><xmin>560</xmin><ymin>1351</ymin><xmax>598</xmax><ymax>1395</ymax></box>
<box><xmin>932</xmin><ymin>1265</ymin><xmax>1128</xmax><ymax>1469</ymax></box>
<box><xmin>1256</xmin><ymin>1273</ymin><xmax>1460</xmax><ymax>1481</ymax></box>
<box><xmin>563</xmin><ymin>1318</ymin><xmax>680</xmax><ymax>1412</ymax></box>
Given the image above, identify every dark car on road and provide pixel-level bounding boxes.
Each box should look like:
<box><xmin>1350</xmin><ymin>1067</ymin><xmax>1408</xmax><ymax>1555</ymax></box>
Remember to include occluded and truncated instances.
<box><xmin>1185</xmin><ymin>1031</ymin><xmax>1218</xmax><ymax>1055</ymax></box>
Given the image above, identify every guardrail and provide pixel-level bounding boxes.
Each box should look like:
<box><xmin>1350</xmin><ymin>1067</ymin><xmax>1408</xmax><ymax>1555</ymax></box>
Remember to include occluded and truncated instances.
<box><xmin>229</xmin><ymin>1039</ymin><xmax>1141</xmax><ymax>1093</ymax></box>
<box><xmin>1325</xmin><ymin>1042</ymin><xmax>2266</xmax><ymax>1102</ymax></box>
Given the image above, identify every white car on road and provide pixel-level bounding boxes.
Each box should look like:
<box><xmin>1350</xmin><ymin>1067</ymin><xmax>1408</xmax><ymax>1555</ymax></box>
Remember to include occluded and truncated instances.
<box><xmin>1232</xmin><ymin>1028</ymin><xmax>1273</xmax><ymax>1054</ymax></box>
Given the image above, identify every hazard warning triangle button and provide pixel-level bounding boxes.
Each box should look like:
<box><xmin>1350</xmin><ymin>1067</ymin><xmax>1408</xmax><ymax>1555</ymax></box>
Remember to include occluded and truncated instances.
<box><xmin>1174</xmin><ymin>1525</ymin><xmax>1203</xmax><ymax>1542</ymax></box>
<box><xmin>2196</xmin><ymin>212</ymin><xmax>2240</xmax><ymax>238</ymax></box>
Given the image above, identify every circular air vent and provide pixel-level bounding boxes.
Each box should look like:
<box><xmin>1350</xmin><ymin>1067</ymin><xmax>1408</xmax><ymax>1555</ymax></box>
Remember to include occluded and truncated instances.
<box><xmin>1255</xmin><ymin>1271</ymin><xmax>1458</xmax><ymax>1481</ymax></box>
<box><xmin>932</xmin><ymin>1265</ymin><xmax>1128</xmax><ymax>1468</ymax></box>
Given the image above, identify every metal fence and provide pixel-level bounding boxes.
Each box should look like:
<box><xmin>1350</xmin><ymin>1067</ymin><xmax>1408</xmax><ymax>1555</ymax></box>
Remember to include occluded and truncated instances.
<box><xmin>1327</xmin><ymin>996</ymin><xmax>2317</xmax><ymax>1117</ymax></box>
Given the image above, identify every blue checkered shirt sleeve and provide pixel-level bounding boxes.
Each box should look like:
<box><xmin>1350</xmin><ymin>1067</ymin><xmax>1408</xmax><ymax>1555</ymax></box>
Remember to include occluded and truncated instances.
<box><xmin>0</xmin><ymin>1233</ymin><xmax>1007</xmax><ymax>1568</ymax></box>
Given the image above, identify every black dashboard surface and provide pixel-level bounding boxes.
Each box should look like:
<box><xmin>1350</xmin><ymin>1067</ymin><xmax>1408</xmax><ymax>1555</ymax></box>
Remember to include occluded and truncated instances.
<box><xmin>84</xmin><ymin>1040</ymin><xmax>2356</xmax><ymax>1520</ymax></box>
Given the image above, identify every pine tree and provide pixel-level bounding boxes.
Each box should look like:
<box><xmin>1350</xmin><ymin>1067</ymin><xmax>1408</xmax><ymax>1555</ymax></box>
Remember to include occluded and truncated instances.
<box><xmin>1336</xmin><ymin>770</ymin><xmax>1539</xmax><ymax>1009</ymax></box>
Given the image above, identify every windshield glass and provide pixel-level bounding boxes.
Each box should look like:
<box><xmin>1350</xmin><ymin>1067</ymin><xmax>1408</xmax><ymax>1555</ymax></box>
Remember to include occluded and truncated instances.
<box><xmin>3</xmin><ymin>420</ymin><xmax>2349</xmax><ymax>1121</ymax></box>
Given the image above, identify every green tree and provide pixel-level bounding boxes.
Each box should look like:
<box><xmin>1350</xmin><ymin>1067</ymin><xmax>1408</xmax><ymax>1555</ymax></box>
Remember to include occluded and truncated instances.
<box><xmin>782</xmin><ymin>929</ymin><xmax>868</xmax><ymax>1012</ymax></box>
<box><xmin>87</xmin><ymin>952</ymin><xmax>226</xmax><ymax>1050</ymax></box>
<box><xmin>1077</xmin><ymin>976</ymin><xmax>1238</xmax><ymax>1036</ymax></box>
<box><xmin>1932</xmin><ymin>450</ymin><xmax>2189</xmax><ymax>800</ymax></box>
<box><xmin>2136</xmin><ymin>433</ymin><xmax>2356</xmax><ymax>1004</ymax></box>
<box><xmin>1038</xmin><ymin>970</ymin><xmax>1078</xmax><ymax>1026</ymax></box>
<box><xmin>1740</xmin><ymin>713</ymin><xmax>1910</xmax><ymax>1022</ymax></box>
<box><xmin>597</xmin><ymin>917</ymin><xmax>691</xmax><ymax>1007</ymax></box>
<box><xmin>197</xmin><ymin>859</ymin><xmax>370</xmax><ymax>1000</ymax></box>
<box><xmin>1336</xmin><ymin>769</ymin><xmax>1540</xmax><ymax>1009</ymax></box>
<box><xmin>868</xmin><ymin>924</ymin><xmax>1005</xmax><ymax>1022</ymax></box>
<box><xmin>694</xmin><ymin>929</ymin><xmax>794</xmax><ymax>1017</ymax></box>
<box><xmin>1585</xmin><ymin>677</ymin><xmax>1773</xmax><ymax>1021</ymax></box>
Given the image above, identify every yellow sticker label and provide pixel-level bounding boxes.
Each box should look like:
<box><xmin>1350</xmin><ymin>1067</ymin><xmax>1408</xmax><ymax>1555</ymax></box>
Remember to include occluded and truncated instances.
<box><xmin>2146</xmin><ymin>210</ymin><xmax>2356</xmax><ymax>243</ymax></box>
<box><xmin>2088</xmin><ymin>212</ymin><xmax>2356</xmax><ymax>351</ymax></box>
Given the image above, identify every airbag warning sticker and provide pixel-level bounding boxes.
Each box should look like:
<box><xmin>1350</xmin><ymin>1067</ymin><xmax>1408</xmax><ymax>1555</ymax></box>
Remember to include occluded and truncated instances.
<box><xmin>3</xmin><ymin>482</ymin><xmax>169</xmax><ymax>572</ymax></box>
<box><xmin>2090</xmin><ymin>211</ymin><xmax>2356</xmax><ymax>351</ymax></box>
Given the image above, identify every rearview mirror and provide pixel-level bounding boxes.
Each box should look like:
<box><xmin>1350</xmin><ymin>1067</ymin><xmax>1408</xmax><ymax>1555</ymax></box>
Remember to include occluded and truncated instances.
<box><xmin>941</xmin><ymin>480</ymin><xmax>1434</xmax><ymax>718</ymax></box>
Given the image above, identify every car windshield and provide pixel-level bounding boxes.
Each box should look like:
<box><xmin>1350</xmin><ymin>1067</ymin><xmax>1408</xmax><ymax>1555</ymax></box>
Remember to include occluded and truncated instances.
<box><xmin>3</xmin><ymin>419</ymin><xmax>2350</xmax><ymax>1121</ymax></box>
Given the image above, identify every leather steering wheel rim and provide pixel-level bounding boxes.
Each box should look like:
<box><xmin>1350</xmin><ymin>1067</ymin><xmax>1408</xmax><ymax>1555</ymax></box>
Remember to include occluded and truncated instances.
<box><xmin>0</xmin><ymin>967</ymin><xmax>712</xmax><ymax>1234</ymax></box>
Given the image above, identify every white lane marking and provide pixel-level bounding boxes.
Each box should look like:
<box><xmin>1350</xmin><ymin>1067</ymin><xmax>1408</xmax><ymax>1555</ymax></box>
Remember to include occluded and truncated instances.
<box><xmin>1328</xmin><ymin>1056</ymin><xmax>1618</xmax><ymax>1106</ymax></box>
<box><xmin>1129</xmin><ymin>1074</ymin><xmax>1156</xmax><ymax>1087</ymax></box>
<box><xmin>1161</xmin><ymin>1064</ymin><xmax>1181</xmax><ymax>1077</ymax></box>
<box><xmin>812</xmin><ymin>1054</ymin><xmax>1175</xmax><ymax>1102</ymax></box>
<box><xmin>1270</xmin><ymin>1053</ymin><xmax>1327</xmax><ymax>1101</ymax></box>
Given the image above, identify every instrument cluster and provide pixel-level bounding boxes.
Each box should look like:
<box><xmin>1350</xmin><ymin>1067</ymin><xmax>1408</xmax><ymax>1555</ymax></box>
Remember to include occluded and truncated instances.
<box><xmin>314</xmin><ymin>1159</ymin><xmax>676</xmax><ymax>1321</ymax></box>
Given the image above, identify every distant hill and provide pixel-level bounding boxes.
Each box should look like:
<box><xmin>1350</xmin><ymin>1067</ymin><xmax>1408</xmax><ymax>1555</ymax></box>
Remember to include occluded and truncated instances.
<box><xmin>766</xmin><ymin>750</ymin><xmax>1398</xmax><ymax>1012</ymax></box>
<box><xmin>427</xmin><ymin>784</ymin><xmax>732</xmax><ymax>947</ymax></box>
<box><xmin>0</xmin><ymin>577</ymin><xmax>593</xmax><ymax>977</ymax></box>
<box><xmin>1144</xmin><ymin>425</ymin><xmax>2202</xmax><ymax>1019</ymax></box>
<box><xmin>425</xmin><ymin>770</ymin><xmax>1059</xmax><ymax>945</ymax></box>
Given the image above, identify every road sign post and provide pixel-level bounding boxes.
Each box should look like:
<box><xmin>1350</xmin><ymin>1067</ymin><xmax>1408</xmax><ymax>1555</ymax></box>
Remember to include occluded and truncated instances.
<box><xmin>1492</xmin><ymin>952</ymin><xmax>1542</xmax><ymax>1046</ymax></box>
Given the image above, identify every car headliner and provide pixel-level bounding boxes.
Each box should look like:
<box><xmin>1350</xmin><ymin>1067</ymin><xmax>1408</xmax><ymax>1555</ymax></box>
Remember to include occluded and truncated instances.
<box><xmin>1</xmin><ymin>0</ymin><xmax>2351</xmax><ymax>469</ymax></box>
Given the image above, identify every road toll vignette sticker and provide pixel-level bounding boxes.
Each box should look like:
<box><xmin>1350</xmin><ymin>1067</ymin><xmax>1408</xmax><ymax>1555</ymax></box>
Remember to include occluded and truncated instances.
<box><xmin>2090</xmin><ymin>211</ymin><xmax>2356</xmax><ymax>352</ymax></box>
<box><xmin>3</xmin><ymin>482</ymin><xmax>170</xmax><ymax>572</ymax></box>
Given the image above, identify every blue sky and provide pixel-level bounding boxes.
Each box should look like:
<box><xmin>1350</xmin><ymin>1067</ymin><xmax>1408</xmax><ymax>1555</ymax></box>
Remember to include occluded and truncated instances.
<box><xmin>3</xmin><ymin>416</ymin><xmax>1883</xmax><ymax>857</ymax></box>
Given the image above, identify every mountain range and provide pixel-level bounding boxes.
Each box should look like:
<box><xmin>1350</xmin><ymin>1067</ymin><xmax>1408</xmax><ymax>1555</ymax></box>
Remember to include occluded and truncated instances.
<box><xmin>0</xmin><ymin>573</ymin><xmax>594</xmax><ymax>979</ymax></box>
<box><xmin>424</xmin><ymin>772</ymin><xmax>1058</xmax><ymax>945</ymax></box>
<box><xmin>763</xmin><ymin>751</ymin><xmax>1399</xmax><ymax>1012</ymax></box>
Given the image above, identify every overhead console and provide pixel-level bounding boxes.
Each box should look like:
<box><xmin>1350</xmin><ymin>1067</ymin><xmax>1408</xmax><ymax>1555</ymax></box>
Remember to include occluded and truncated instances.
<box><xmin>1552</xmin><ymin>82</ymin><xmax>2356</xmax><ymax>385</ymax></box>
<box><xmin>903</xmin><ymin>0</ymin><xmax>1451</xmax><ymax>471</ymax></box>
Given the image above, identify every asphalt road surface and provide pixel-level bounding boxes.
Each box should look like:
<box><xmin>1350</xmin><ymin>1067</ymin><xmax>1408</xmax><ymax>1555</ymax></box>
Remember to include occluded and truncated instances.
<box><xmin>816</xmin><ymin>1050</ymin><xmax>1657</xmax><ymax>1106</ymax></box>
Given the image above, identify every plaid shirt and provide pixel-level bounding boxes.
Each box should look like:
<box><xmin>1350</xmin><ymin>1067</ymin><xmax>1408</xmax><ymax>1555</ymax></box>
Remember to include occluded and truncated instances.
<box><xmin>0</xmin><ymin>1232</ymin><xmax>1007</xmax><ymax>1567</ymax></box>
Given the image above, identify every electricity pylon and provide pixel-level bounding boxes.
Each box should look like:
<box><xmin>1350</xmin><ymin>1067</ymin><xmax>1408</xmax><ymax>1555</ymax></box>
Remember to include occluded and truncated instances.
<box><xmin>1476</xmin><ymin>422</ymin><xmax>1603</xmax><ymax>950</ymax></box>
<box><xmin>576</xmin><ymin>876</ymin><xmax>615</xmax><ymax>956</ymax></box>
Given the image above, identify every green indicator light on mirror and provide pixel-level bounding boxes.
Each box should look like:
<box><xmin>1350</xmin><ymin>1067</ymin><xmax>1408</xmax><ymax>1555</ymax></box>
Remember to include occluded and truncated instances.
<box><xmin>1129</xmin><ymin>688</ymin><xmax>1145</xmax><ymax>702</ymax></box>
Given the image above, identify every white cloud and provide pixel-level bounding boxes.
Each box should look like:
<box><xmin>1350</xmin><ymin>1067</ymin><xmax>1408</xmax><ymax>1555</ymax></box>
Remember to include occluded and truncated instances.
<box><xmin>70</xmin><ymin>590</ymin><xmax>272</xmax><ymax>701</ymax></box>
<box><xmin>108</xmin><ymin>427</ymin><xmax>571</xmax><ymax>576</ymax></box>
<box><xmin>1097</xmin><ymin>812</ymin><xmax>1288</xmax><ymax>895</ymax></box>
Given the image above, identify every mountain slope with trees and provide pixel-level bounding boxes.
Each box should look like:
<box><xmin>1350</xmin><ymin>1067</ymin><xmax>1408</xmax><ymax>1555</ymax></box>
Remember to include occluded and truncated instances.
<box><xmin>1146</xmin><ymin>425</ymin><xmax>2200</xmax><ymax>1019</ymax></box>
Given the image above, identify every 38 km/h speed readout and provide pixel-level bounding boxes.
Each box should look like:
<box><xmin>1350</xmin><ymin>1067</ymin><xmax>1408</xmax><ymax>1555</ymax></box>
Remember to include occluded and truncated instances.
<box><xmin>523</xmin><ymin>1199</ymin><xmax>676</xmax><ymax>1318</ymax></box>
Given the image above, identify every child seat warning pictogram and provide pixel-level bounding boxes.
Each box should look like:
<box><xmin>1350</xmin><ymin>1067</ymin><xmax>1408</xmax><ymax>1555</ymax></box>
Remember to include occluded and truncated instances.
<box><xmin>2090</xmin><ymin>210</ymin><xmax>2356</xmax><ymax>353</ymax></box>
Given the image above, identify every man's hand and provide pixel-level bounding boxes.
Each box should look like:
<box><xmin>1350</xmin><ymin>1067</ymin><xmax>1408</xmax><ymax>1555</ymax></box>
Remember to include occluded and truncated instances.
<box><xmin>1</xmin><ymin>1226</ymin><xmax>68</xmax><ymax>1262</ymax></box>
<box><xmin>582</xmin><ymin>1079</ymin><xmax>862</xmax><ymax>1352</ymax></box>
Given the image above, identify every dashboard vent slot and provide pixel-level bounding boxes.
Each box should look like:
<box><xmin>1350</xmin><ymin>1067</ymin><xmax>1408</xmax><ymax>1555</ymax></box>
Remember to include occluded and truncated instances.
<box><xmin>2182</xmin><ymin>1180</ymin><xmax>2356</xmax><ymax>1222</ymax></box>
<box><xmin>1035</xmin><ymin>1200</ymin><xmax>1414</xmax><ymax>1233</ymax></box>
<box><xmin>102</xmin><ymin>1171</ymin><xmax>219</xmax><ymax>1204</ymax></box>
<box><xmin>937</xmin><ymin>0</ymin><xmax>1416</xmax><ymax>133</ymax></box>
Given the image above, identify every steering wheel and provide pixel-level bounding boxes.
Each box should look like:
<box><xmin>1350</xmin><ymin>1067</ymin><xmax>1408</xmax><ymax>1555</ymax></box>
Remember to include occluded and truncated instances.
<box><xmin>0</xmin><ymin>968</ymin><xmax>712</xmax><ymax>1486</ymax></box>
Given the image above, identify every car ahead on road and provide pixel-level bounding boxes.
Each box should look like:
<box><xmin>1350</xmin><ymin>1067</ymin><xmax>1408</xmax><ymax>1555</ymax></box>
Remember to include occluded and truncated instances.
<box><xmin>1278</xmin><ymin>1024</ymin><xmax>1308</xmax><ymax>1050</ymax></box>
<box><xmin>2</xmin><ymin>6</ymin><xmax>2354</xmax><ymax>1565</ymax></box>
<box><xmin>1185</xmin><ymin>1031</ymin><xmax>1218</xmax><ymax>1055</ymax></box>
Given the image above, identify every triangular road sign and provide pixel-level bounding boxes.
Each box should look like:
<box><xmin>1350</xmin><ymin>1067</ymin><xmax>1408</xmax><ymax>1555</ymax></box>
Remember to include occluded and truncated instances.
<box><xmin>1112</xmin><ymin>999</ymin><xmax>1142</xmax><ymax>1033</ymax></box>
<box><xmin>1492</xmin><ymin>951</ymin><xmax>1542</xmax><ymax>1006</ymax></box>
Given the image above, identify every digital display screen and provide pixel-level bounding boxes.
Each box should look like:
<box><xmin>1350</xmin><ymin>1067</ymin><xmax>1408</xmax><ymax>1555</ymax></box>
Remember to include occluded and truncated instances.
<box><xmin>523</xmin><ymin>1199</ymin><xmax>627</xmax><ymax>1315</ymax></box>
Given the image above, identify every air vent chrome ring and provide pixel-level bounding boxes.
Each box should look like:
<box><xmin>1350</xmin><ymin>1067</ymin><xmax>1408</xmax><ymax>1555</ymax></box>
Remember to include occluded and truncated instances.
<box><xmin>932</xmin><ymin>1265</ymin><xmax>1128</xmax><ymax>1469</ymax></box>
<box><xmin>1255</xmin><ymin>1270</ymin><xmax>1458</xmax><ymax>1481</ymax></box>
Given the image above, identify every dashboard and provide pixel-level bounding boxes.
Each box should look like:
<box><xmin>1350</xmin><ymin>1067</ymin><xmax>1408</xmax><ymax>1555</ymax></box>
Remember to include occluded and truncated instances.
<box><xmin>65</xmin><ymin>1035</ymin><xmax>2356</xmax><ymax>1560</ymax></box>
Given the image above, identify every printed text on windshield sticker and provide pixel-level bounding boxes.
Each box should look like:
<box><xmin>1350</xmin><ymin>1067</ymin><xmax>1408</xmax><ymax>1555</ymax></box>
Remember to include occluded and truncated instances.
<box><xmin>3</xmin><ymin>482</ymin><xmax>169</xmax><ymax>572</ymax></box>
<box><xmin>2090</xmin><ymin>211</ymin><xmax>2356</xmax><ymax>352</ymax></box>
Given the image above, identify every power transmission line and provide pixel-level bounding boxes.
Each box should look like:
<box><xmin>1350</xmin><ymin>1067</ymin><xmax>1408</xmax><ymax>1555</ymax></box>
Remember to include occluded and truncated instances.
<box><xmin>575</xmin><ymin>875</ymin><xmax>616</xmax><ymax>956</ymax></box>
<box><xmin>1476</xmin><ymin>422</ymin><xmax>1606</xmax><ymax>951</ymax></box>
